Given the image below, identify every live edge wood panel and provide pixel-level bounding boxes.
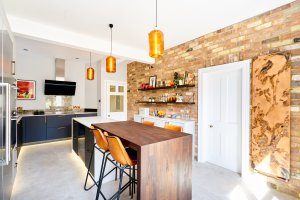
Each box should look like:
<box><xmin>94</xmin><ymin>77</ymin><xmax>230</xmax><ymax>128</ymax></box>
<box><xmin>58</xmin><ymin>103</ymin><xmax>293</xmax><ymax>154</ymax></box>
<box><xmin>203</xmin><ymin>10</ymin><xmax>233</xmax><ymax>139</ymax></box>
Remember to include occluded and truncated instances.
<box><xmin>251</xmin><ymin>54</ymin><xmax>291</xmax><ymax>180</ymax></box>
<box><xmin>92</xmin><ymin>121</ymin><xmax>192</xmax><ymax>200</ymax></box>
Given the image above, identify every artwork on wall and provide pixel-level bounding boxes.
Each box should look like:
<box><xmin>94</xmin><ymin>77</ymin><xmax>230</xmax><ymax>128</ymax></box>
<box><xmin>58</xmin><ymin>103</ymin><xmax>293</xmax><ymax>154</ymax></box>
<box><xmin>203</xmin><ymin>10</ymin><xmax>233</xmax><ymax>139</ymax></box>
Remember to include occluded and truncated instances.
<box><xmin>149</xmin><ymin>75</ymin><xmax>157</xmax><ymax>87</ymax></box>
<box><xmin>251</xmin><ymin>53</ymin><xmax>291</xmax><ymax>180</ymax></box>
<box><xmin>184</xmin><ymin>72</ymin><xmax>195</xmax><ymax>85</ymax></box>
<box><xmin>17</xmin><ymin>80</ymin><xmax>36</xmax><ymax>100</ymax></box>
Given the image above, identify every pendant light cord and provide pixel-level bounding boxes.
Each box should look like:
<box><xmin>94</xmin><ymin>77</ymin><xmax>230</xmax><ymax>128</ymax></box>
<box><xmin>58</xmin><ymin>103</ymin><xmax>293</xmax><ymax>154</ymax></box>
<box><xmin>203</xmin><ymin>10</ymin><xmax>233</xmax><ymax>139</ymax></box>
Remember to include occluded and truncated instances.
<box><xmin>110</xmin><ymin>26</ymin><xmax>113</xmax><ymax>56</ymax></box>
<box><xmin>155</xmin><ymin>0</ymin><xmax>157</xmax><ymax>28</ymax></box>
<box><xmin>89</xmin><ymin>52</ymin><xmax>91</xmax><ymax>66</ymax></box>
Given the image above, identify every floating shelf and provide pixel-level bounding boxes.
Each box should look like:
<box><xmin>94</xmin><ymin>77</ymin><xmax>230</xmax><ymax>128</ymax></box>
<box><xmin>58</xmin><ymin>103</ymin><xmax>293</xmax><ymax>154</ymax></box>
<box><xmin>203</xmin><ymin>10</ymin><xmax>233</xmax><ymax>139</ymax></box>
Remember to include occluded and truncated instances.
<box><xmin>136</xmin><ymin>101</ymin><xmax>195</xmax><ymax>104</ymax></box>
<box><xmin>138</xmin><ymin>84</ymin><xmax>195</xmax><ymax>91</ymax></box>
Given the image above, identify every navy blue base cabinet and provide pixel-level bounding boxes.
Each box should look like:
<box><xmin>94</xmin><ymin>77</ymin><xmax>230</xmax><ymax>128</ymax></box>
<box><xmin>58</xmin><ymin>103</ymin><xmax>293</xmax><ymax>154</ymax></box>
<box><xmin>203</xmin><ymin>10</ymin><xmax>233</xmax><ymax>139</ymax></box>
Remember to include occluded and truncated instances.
<box><xmin>23</xmin><ymin>116</ymin><xmax>47</xmax><ymax>143</ymax></box>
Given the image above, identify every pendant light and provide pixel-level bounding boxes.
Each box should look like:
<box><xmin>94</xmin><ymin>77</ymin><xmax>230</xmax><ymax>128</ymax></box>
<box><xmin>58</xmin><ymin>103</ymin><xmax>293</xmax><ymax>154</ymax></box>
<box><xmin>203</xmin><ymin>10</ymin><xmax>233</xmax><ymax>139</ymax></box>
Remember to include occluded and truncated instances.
<box><xmin>148</xmin><ymin>0</ymin><xmax>164</xmax><ymax>58</ymax></box>
<box><xmin>87</xmin><ymin>52</ymin><xmax>94</xmax><ymax>80</ymax></box>
<box><xmin>106</xmin><ymin>24</ymin><xmax>116</xmax><ymax>73</ymax></box>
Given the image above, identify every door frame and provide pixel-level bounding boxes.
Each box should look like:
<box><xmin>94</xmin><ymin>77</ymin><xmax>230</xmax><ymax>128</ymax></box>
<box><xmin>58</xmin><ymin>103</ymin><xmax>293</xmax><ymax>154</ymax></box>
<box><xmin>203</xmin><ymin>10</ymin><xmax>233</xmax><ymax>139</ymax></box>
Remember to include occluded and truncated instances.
<box><xmin>198</xmin><ymin>60</ymin><xmax>251</xmax><ymax>177</ymax></box>
<box><xmin>105</xmin><ymin>80</ymin><xmax>127</xmax><ymax>120</ymax></box>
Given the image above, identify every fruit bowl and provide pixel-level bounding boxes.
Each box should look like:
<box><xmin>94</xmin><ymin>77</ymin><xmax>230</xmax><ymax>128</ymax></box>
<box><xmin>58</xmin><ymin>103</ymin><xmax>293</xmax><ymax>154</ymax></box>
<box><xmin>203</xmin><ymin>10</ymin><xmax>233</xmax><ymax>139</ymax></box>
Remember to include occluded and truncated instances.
<box><xmin>157</xmin><ymin>111</ymin><xmax>166</xmax><ymax>118</ymax></box>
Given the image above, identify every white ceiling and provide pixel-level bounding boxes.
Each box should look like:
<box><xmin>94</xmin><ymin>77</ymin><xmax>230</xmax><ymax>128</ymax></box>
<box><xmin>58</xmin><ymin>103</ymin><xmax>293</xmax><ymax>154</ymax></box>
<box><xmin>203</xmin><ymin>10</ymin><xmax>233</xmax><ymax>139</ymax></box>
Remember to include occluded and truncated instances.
<box><xmin>3</xmin><ymin>0</ymin><xmax>294</xmax><ymax>63</ymax></box>
<box><xmin>16</xmin><ymin>36</ymin><xmax>104</xmax><ymax>63</ymax></box>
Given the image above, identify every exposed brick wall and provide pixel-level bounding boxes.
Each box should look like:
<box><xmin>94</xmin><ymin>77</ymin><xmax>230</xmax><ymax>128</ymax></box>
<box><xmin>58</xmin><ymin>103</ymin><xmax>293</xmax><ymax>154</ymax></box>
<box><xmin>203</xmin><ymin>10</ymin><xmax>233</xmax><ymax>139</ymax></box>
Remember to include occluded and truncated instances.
<box><xmin>127</xmin><ymin>1</ymin><xmax>300</xmax><ymax>197</ymax></box>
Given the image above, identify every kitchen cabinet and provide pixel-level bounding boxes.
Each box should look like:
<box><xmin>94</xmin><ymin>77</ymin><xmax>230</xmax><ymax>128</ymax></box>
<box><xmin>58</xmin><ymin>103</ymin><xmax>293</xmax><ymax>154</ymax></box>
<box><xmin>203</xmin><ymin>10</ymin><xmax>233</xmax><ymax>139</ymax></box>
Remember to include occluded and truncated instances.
<box><xmin>46</xmin><ymin>115</ymin><xmax>74</xmax><ymax>140</ymax></box>
<box><xmin>134</xmin><ymin>114</ymin><xmax>195</xmax><ymax>159</ymax></box>
<box><xmin>23</xmin><ymin>116</ymin><xmax>47</xmax><ymax>143</ymax></box>
<box><xmin>17</xmin><ymin>119</ymin><xmax>23</xmax><ymax>156</ymax></box>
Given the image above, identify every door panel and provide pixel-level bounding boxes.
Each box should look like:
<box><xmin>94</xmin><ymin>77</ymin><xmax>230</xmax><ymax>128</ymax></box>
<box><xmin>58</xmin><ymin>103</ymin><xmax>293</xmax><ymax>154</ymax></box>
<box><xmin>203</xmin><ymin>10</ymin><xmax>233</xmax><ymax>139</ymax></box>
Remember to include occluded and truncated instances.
<box><xmin>106</xmin><ymin>81</ymin><xmax>127</xmax><ymax>121</ymax></box>
<box><xmin>204</xmin><ymin>68</ymin><xmax>242</xmax><ymax>173</ymax></box>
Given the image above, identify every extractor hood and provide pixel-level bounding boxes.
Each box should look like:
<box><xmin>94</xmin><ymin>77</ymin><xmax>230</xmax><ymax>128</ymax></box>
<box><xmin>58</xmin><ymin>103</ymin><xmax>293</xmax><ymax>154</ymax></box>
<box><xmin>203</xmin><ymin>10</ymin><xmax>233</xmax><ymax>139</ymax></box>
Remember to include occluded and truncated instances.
<box><xmin>44</xmin><ymin>58</ymin><xmax>76</xmax><ymax>96</ymax></box>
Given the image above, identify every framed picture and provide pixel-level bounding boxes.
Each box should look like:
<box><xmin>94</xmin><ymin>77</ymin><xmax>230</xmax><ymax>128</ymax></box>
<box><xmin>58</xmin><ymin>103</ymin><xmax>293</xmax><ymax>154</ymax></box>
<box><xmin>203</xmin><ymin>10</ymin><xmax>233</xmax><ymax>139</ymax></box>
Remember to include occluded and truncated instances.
<box><xmin>184</xmin><ymin>72</ymin><xmax>195</xmax><ymax>85</ymax></box>
<box><xmin>17</xmin><ymin>80</ymin><xmax>36</xmax><ymax>100</ymax></box>
<box><xmin>149</xmin><ymin>75</ymin><xmax>157</xmax><ymax>87</ymax></box>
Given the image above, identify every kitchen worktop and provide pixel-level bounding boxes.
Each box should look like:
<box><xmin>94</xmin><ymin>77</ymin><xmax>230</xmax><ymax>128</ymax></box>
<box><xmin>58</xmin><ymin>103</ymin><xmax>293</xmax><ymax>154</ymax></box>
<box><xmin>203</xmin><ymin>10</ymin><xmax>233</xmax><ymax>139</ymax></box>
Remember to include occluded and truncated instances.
<box><xmin>18</xmin><ymin>111</ymin><xmax>97</xmax><ymax>117</ymax></box>
<box><xmin>134</xmin><ymin>114</ymin><xmax>195</xmax><ymax>123</ymax></box>
<box><xmin>72</xmin><ymin>116</ymin><xmax>116</xmax><ymax>127</ymax></box>
<box><xmin>14</xmin><ymin>112</ymin><xmax>97</xmax><ymax>123</ymax></box>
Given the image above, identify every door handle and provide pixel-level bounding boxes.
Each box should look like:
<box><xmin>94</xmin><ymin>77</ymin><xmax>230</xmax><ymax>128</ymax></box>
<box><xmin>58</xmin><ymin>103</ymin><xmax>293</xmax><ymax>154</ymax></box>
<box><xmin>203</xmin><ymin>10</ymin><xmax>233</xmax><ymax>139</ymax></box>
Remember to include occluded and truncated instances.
<box><xmin>209</xmin><ymin>125</ymin><xmax>213</xmax><ymax>128</ymax></box>
<box><xmin>0</xmin><ymin>83</ymin><xmax>11</xmax><ymax>165</ymax></box>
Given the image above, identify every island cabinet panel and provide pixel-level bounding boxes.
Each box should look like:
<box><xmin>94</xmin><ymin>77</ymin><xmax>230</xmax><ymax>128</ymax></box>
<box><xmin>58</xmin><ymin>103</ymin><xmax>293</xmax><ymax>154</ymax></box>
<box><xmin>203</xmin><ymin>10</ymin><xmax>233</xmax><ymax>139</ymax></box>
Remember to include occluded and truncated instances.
<box><xmin>72</xmin><ymin>120</ymin><xmax>79</xmax><ymax>154</ymax></box>
<box><xmin>23</xmin><ymin>116</ymin><xmax>47</xmax><ymax>143</ymax></box>
<box><xmin>76</xmin><ymin>113</ymin><xmax>97</xmax><ymax>118</ymax></box>
<box><xmin>84</xmin><ymin>127</ymin><xmax>94</xmax><ymax>176</ymax></box>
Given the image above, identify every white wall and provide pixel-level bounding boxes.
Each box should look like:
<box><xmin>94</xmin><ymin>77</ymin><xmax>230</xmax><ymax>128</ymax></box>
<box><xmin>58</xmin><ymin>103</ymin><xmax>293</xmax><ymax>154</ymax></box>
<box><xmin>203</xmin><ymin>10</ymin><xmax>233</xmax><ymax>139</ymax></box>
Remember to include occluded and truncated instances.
<box><xmin>65</xmin><ymin>59</ymin><xmax>86</xmax><ymax>108</ymax></box>
<box><xmin>100</xmin><ymin>60</ymin><xmax>128</xmax><ymax>118</ymax></box>
<box><xmin>84</xmin><ymin>61</ymin><xmax>98</xmax><ymax>109</ymax></box>
<box><xmin>16</xmin><ymin>51</ymin><xmax>55</xmax><ymax>109</ymax></box>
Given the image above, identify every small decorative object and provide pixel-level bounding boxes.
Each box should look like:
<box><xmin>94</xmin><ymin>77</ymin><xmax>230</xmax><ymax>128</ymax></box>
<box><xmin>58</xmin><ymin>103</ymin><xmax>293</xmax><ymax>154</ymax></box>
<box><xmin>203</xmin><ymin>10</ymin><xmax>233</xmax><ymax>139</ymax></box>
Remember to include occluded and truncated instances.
<box><xmin>178</xmin><ymin>78</ymin><xmax>184</xmax><ymax>85</ymax></box>
<box><xmin>165</xmin><ymin>80</ymin><xmax>171</xmax><ymax>86</ymax></box>
<box><xmin>184</xmin><ymin>72</ymin><xmax>195</xmax><ymax>85</ymax></box>
<box><xmin>17</xmin><ymin>80</ymin><xmax>36</xmax><ymax>100</ymax></box>
<box><xmin>157</xmin><ymin>110</ymin><xmax>166</xmax><ymax>118</ymax></box>
<box><xmin>149</xmin><ymin>75</ymin><xmax>157</xmax><ymax>87</ymax></box>
<box><xmin>174</xmin><ymin>72</ymin><xmax>179</xmax><ymax>86</ymax></box>
<box><xmin>167</xmin><ymin>96</ymin><xmax>177</xmax><ymax>103</ymax></box>
<box><xmin>141</xmin><ymin>83</ymin><xmax>150</xmax><ymax>89</ymax></box>
<box><xmin>176</xmin><ymin>93</ymin><xmax>184</xmax><ymax>102</ymax></box>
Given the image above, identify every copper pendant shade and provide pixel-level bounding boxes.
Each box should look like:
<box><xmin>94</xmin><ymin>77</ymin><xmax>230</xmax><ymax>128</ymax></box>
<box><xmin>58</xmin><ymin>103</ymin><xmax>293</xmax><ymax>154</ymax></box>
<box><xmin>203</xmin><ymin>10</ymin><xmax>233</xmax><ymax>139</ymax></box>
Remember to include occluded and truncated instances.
<box><xmin>106</xmin><ymin>24</ymin><xmax>116</xmax><ymax>73</ymax></box>
<box><xmin>149</xmin><ymin>29</ymin><xmax>164</xmax><ymax>58</ymax></box>
<box><xmin>86</xmin><ymin>52</ymin><xmax>94</xmax><ymax>80</ymax></box>
<box><xmin>106</xmin><ymin>55</ymin><xmax>116</xmax><ymax>73</ymax></box>
<box><xmin>149</xmin><ymin>0</ymin><xmax>164</xmax><ymax>58</ymax></box>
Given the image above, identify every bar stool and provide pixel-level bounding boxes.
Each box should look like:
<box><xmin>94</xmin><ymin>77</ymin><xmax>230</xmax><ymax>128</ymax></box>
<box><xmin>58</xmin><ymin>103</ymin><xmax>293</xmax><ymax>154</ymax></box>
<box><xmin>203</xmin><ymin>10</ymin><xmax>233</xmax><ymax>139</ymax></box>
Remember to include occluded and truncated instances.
<box><xmin>96</xmin><ymin>136</ymin><xmax>137</xmax><ymax>200</ymax></box>
<box><xmin>164</xmin><ymin>124</ymin><xmax>183</xmax><ymax>132</ymax></box>
<box><xmin>143</xmin><ymin>121</ymin><xmax>154</xmax><ymax>126</ymax></box>
<box><xmin>84</xmin><ymin>127</ymin><xmax>117</xmax><ymax>199</ymax></box>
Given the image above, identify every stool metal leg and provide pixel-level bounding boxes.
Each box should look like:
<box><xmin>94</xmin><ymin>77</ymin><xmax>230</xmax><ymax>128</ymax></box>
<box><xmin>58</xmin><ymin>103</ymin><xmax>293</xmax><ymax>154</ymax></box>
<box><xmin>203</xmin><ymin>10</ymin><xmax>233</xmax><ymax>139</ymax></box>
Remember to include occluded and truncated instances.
<box><xmin>84</xmin><ymin>144</ymin><xmax>96</xmax><ymax>191</ymax></box>
<box><xmin>96</xmin><ymin>153</ymin><xmax>108</xmax><ymax>200</ymax></box>
<box><xmin>117</xmin><ymin>167</ymin><xmax>124</xmax><ymax>200</ymax></box>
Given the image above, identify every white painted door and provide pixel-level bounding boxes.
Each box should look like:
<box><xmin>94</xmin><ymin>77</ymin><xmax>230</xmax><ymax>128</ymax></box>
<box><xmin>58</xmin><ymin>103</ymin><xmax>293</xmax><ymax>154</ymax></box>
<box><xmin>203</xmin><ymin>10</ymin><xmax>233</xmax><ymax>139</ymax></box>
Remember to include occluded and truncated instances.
<box><xmin>203</xmin><ymin>68</ymin><xmax>242</xmax><ymax>173</ymax></box>
<box><xmin>106</xmin><ymin>81</ymin><xmax>127</xmax><ymax>121</ymax></box>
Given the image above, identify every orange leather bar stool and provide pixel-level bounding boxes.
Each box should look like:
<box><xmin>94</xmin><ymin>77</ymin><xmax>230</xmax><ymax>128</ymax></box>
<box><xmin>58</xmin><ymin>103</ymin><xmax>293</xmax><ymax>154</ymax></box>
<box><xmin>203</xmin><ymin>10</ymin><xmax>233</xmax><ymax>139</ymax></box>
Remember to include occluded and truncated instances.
<box><xmin>84</xmin><ymin>127</ymin><xmax>118</xmax><ymax>200</ymax></box>
<box><xmin>96</xmin><ymin>136</ymin><xmax>137</xmax><ymax>200</ymax></box>
<box><xmin>143</xmin><ymin>121</ymin><xmax>154</xmax><ymax>126</ymax></box>
<box><xmin>164</xmin><ymin>124</ymin><xmax>183</xmax><ymax>132</ymax></box>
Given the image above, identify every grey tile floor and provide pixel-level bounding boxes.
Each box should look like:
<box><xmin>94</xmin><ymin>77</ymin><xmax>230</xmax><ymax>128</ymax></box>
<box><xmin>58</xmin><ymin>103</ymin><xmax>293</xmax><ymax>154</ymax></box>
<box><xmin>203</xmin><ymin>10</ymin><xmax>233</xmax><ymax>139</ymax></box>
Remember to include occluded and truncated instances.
<box><xmin>11</xmin><ymin>140</ymin><xmax>296</xmax><ymax>200</ymax></box>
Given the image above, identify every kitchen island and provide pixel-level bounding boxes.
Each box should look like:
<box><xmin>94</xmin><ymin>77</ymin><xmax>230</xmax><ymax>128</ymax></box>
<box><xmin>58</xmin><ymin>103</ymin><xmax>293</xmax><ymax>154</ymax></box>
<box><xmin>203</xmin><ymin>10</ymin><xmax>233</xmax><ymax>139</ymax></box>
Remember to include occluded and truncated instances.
<box><xmin>71</xmin><ymin>116</ymin><xmax>117</xmax><ymax>184</ymax></box>
<box><xmin>92</xmin><ymin>121</ymin><xmax>192</xmax><ymax>200</ymax></box>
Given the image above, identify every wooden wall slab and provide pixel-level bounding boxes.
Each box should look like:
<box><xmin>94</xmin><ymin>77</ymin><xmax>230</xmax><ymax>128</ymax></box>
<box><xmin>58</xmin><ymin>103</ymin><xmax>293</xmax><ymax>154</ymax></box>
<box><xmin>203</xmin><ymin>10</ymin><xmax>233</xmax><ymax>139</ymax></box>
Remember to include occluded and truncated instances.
<box><xmin>251</xmin><ymin>54</ymin><xmax>291</xmax><ymax>180</ymax></box>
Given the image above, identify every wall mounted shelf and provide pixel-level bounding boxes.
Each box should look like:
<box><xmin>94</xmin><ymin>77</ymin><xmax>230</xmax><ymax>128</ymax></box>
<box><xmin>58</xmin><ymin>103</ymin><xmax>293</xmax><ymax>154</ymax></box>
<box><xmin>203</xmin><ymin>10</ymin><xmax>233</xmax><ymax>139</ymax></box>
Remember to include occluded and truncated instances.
<box><xmin>138</xmin><ymin>84</ymin><xmax>195</xmax><ymax>91</ymax></box>
<box><xmin>136</xmin><ymin>101</ymin><xmax>195</xmax><ymax>104</ymax></box>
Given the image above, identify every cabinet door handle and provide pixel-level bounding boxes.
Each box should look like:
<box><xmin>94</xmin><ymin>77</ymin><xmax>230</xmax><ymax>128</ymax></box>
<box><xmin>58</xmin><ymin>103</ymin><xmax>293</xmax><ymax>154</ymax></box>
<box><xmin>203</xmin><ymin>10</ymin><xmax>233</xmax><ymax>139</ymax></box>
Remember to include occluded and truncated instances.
<box><xmin>58</xmin><ymin>115</ymin><xmax>65</xmax><ymax>118</ymax></box>
<box><xmin>57</xmin><ymin>127</ymin><xmax>66</xmax><ymax>130</ymax></box>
